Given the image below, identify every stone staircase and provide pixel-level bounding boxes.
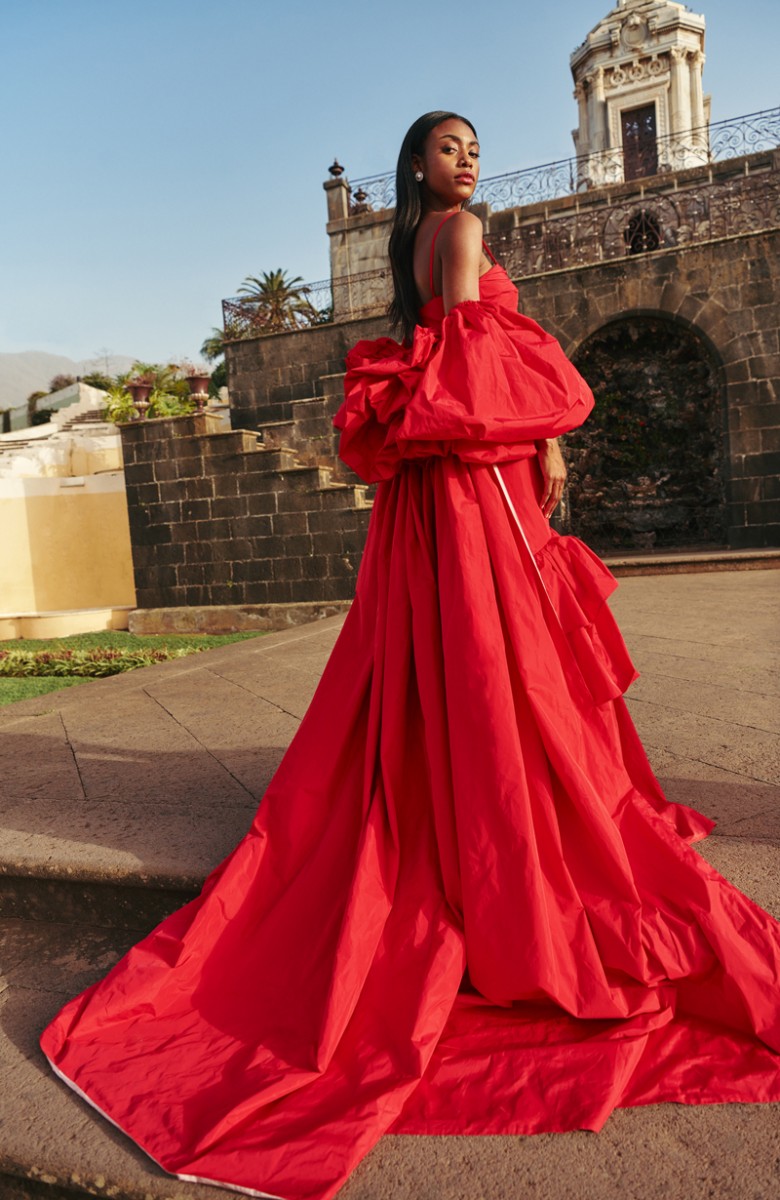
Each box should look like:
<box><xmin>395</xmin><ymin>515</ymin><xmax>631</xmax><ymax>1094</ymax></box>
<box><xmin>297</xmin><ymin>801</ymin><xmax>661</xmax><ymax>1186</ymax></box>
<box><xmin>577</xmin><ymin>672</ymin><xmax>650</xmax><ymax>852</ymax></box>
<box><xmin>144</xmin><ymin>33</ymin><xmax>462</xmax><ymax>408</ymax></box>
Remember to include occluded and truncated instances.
<box><xmin>0</xmin><ymin>436</ymin><xmax>44</xmax><ymax>454</ymax></box>
<box><xmin>57</xmin><ymin>409</ymin><xmax>115</xmax><ymax>435</ymax></box>
<box><xmin>120</xmin><ymin>373</ymin><xmax>375</xmax><ymax>613</ymax></box>
<box><xmin>258</xmin><ymin>373</ymin><xmax>353</xmax><ymax>480</ymax></box>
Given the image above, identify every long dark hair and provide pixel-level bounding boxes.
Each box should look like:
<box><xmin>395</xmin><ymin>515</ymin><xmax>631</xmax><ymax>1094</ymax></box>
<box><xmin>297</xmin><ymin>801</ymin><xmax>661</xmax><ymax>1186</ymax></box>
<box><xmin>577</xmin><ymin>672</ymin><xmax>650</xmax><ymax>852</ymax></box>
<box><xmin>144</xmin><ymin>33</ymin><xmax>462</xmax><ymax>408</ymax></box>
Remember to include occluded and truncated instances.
<box><xmin>387</xmin><ymin>110</ymin><xmax>479</xmax><ymax>344</ymax></box>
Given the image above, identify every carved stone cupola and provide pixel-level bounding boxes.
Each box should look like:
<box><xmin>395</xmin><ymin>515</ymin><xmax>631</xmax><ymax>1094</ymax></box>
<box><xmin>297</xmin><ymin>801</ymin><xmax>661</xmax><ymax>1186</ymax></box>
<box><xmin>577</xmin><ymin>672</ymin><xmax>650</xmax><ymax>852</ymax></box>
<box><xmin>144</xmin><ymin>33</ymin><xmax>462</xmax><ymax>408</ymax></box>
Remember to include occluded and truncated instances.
<box><xmin>570</xmin><ymin>0</ymin><xmax>710</xmax><ymax>189</ymax></box>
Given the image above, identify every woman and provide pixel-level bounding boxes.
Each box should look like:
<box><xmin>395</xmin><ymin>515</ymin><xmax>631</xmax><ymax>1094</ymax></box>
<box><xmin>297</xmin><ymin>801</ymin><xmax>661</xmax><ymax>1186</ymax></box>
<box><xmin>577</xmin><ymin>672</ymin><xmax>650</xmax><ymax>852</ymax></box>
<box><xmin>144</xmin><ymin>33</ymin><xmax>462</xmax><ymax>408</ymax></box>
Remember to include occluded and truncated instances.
<box><xmin>41</xmin><ymin>111</ymin><xmax>780</xmax><ymax>1200</ymax></box>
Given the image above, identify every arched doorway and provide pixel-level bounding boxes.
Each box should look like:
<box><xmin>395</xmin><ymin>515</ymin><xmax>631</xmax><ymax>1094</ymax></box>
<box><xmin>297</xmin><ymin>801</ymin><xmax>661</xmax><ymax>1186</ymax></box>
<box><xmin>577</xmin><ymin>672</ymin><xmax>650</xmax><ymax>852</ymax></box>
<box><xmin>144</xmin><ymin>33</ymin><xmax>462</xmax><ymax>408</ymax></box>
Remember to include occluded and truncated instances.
<box><xmin>561</xmin><ymin>314</ymin><xmax>727</xmax><ymax>551</ymax></box>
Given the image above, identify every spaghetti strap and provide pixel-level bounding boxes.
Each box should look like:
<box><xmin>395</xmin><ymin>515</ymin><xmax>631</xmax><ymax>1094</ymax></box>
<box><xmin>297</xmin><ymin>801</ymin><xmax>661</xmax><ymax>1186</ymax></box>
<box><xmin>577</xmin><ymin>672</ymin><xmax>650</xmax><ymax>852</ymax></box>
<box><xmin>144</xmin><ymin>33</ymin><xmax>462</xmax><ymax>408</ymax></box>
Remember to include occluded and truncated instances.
<box><xmin>482</xmin><ymin>239</ymin><xmax>499</xmax><ymax>265</ymax></box>
<box><xmin>428</xmin><ymin>211</ymin><xmax>497</xmax><ymax>296</ymax></box>
<box><xmin>428</xmin><ymin>211</ymin><xmax>460</xmax><ymax>294</ymax></box>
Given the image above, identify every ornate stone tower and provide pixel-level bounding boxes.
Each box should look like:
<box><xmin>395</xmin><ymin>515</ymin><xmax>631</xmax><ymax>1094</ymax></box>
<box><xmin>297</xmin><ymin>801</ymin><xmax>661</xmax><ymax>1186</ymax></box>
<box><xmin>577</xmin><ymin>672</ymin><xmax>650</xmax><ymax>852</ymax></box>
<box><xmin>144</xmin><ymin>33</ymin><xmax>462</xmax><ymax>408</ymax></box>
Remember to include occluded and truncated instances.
<box><xmin>570</xmin><ymin>0</ymin><xmax>710</xmax><ymax>188</ymax></box>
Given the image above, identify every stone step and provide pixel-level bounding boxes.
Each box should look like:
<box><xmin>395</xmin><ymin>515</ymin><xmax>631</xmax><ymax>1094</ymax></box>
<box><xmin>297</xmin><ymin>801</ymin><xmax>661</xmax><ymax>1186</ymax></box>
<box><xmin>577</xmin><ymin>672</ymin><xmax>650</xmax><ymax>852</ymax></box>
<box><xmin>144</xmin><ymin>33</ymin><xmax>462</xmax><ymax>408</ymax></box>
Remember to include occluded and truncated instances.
<box><xmin>0</xmin><ymin>867</ymin><xmax>199</xmax><ymax>932</ymax></box>
<box><xmin>318</xmin><ymin>372</ymin><xmax>346</xmax><ymax>400</ymax></box>
<box><xmin>291</xmin><ymin>394</ymin><xmax>342</xmax><ymax>421</ymax></box>
<box><xmin>320</xmin><ymin>481</ymin><xmax>371</xmax><ymax>509</ymax></box>
<box><xmin>291</xmin><ymin>415</ymin><xmax>338</xmax><ymax>442</ymax></box>
<box><xmin>1</xmin><ymin>915</ymin><xmax>237</xmax><ymax>1200</ymax></box>
<box><xmin>250</xmin><ymin>445</ymin><xmax>301</xmax><ymax>472</ymax></box>
<box><xmin>260</xmin><ymin>414</ymin><xmax>337</xmax><ymax>452</ymax></box>
<box><xmin>174</xmin><ymin>429</ymin><xmax>261</xmax><ymax>459</ymax></box>
<box><xmin>602</xmin><ymin>546</ymin><xmax>780</xmax><ymax>576</ymax></box>
<box><xmin>256</xmin><ymin>410</ymin><xmax>349</xmax><ymax>480</ymax></box>
<box><xmin>237</xmin><ymin>462</ymin><xmax>333</xmax><ymax>494</ymax></box>
<box><xmin>239</xmin><ymin>373</ymin><xmax>345</xmax><ymax>429</ymax></box>
<box><xmin>58</xmin><ymin>421</ymin><xmax>115</xmax><ymax>434</ymax></box>
<box><xmin>257</xmin><ymin>419</ymin><xmax>297</xmax><ymax>448</ymax></box>
<box><xmin>60</xmin><ymin>410</ymin><xmax>107</xmax><ymax>425</ymax></box>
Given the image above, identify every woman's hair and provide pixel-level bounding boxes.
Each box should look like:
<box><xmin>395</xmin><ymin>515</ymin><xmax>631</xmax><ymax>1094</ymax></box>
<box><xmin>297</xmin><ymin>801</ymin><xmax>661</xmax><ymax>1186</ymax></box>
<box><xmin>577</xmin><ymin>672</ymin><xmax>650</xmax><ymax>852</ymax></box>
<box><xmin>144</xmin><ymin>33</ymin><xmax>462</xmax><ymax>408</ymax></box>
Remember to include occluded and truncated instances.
<box><xmin>387</xmin><ymin>110</ymin><xmax>478</xmax><ymax>344</ymax></box>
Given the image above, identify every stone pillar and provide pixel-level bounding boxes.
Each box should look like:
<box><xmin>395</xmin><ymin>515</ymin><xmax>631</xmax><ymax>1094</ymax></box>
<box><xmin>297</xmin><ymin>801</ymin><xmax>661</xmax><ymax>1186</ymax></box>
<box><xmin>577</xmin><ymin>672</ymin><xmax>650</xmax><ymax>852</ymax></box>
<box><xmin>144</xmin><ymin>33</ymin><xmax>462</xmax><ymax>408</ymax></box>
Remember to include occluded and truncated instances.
<box><xmin>688</xmin><ymin>49</ymin><xmax>707</xmax><ymax>146</ymax></box>
<box><xmin>669</xmin><ymin>46</ymin><xmax>691</xmax><ymax>136</ymax></box>
<box><xmin>574</xmin><ymin>80</ymin><xmax>589</xmax><ymax>155</ymax></box>
<box><xmin>323</xmin><ymin>177</ymin><xmax>350</xmax><ymax>223</ymax></box>
<box><xmin>590</xmin><ymin>67</ymin><xmax>606</xmax><ymax>152</ymax></box>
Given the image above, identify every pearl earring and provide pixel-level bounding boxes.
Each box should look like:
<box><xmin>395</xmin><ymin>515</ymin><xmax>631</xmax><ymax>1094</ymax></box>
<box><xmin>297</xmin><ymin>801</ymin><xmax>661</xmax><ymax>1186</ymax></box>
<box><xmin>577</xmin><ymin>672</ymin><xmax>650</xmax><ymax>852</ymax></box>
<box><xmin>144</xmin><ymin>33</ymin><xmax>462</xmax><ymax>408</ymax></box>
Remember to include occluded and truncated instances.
<box><xmin>415</xmin><ymin>170</ymin><xmax>424</xmax><ymax>182</ymax></box>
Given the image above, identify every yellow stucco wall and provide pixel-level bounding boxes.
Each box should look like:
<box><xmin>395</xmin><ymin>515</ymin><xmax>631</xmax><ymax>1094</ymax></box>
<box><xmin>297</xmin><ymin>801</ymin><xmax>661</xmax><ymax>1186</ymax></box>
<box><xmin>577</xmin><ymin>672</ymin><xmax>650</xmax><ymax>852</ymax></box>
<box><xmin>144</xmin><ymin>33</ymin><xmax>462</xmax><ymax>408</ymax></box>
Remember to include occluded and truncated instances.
<box><xmin>2</xmin><ymin>494</ymin><xmax>36</xmax><ymax>612</ymax></box>
<box><xmin>0</xmin><ymin>473</ymin><xmax>136</xmax><ymax>616</ymax></box>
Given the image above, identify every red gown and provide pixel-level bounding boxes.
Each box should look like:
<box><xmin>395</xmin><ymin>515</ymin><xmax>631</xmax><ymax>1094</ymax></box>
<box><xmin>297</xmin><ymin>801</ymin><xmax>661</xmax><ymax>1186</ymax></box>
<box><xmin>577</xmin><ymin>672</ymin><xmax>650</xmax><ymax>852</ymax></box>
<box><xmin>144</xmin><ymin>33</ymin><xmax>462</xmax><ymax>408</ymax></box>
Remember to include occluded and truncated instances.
<box><xmin>40</xmin><ymin>226</ymin><xmax>780</xmax><ymax>1200</ymax></box>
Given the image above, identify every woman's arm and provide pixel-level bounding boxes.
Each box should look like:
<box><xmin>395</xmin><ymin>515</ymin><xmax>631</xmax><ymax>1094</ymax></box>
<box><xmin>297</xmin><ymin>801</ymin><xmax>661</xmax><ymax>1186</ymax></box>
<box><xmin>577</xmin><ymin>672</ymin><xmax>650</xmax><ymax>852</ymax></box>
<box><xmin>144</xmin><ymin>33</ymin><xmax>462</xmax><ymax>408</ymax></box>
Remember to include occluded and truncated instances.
<box><xmin>535</xmin><ymin>437</ymin><xmax>567</xmax><ymax>519</ymax></box>
<box><xmin>437</xmin><ymin>210</ymin><xmax>484</xmax><ymax>313</ymax></box>
<box><xmin>439</xmin><ymin>211</ymin><xmax>567</xmax><ymax>517</ymax></box>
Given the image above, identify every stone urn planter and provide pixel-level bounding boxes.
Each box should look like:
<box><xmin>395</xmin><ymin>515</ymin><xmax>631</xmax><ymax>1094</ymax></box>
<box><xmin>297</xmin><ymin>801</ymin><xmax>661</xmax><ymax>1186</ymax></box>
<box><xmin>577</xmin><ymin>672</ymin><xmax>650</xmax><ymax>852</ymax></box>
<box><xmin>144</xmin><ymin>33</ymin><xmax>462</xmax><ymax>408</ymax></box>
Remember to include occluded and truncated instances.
<box><xmin>184</xmin><ymin>368</ymin><xmax>212</xmax><ymax>413</ymax></box>
<box><xmin>126</xmin><ymin>379</ymin><xmax>154</xmax><ymax>419</ymax></box>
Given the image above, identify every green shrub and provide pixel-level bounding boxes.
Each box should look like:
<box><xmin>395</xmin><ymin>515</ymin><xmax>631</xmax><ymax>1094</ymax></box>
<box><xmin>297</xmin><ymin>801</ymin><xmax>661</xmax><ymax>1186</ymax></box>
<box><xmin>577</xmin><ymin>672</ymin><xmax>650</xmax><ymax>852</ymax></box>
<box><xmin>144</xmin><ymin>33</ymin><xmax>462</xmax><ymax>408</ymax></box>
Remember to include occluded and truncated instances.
<box><xmin>0</xmin><ymin>646</ymin><xmax>202</xmax><ymax>678</ymax></box>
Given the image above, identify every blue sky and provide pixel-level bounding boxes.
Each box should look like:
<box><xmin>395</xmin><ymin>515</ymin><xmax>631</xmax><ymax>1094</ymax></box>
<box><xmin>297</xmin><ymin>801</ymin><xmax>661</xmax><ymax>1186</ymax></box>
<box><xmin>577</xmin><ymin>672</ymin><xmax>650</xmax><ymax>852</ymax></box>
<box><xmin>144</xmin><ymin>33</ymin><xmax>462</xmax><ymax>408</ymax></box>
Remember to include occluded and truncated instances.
<box><xmin>1</xmin><ymin>0</ymin><xmax>777</xmax><ymax>366</ymax></box>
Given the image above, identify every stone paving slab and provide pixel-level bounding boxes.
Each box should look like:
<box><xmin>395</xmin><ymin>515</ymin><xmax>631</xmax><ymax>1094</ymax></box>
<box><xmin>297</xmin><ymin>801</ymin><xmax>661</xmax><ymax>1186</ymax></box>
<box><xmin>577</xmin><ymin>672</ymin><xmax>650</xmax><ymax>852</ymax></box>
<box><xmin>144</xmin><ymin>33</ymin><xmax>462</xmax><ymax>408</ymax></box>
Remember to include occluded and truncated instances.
<box><xmin>640</xmin><ymin>746</ymin><xmax>780</xmax><ymax>840</ymax></box>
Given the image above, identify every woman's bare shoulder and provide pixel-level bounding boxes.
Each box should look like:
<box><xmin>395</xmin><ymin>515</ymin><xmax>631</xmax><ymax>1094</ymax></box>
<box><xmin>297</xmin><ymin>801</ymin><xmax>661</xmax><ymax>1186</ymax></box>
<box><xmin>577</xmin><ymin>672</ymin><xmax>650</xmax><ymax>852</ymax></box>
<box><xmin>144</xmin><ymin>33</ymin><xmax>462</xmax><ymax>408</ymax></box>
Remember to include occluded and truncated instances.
<box><xmin>438</xmin><ymin>209</ymin><xmax>484</xmax><ymax>250</ymax></box>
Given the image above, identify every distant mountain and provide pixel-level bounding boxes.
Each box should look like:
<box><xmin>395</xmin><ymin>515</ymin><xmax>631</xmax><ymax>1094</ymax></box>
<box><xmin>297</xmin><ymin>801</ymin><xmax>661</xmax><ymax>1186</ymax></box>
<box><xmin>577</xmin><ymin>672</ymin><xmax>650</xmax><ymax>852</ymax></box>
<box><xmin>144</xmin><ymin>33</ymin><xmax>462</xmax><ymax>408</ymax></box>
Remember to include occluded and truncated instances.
<box><xmin>0</xmin><ymin>351</ymin><xmax>137</xmax><ymax>411</ymax></box>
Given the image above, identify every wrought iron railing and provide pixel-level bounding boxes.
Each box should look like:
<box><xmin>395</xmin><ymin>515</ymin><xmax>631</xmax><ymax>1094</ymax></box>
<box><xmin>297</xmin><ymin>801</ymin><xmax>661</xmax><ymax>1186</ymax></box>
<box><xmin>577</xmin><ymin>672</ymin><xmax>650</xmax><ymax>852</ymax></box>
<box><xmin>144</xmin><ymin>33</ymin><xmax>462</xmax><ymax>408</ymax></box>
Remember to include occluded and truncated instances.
<box><xmin>346</xmin><ymin>107</ymin><xmax>780</xmax><ymax>212</ymax></box>
<box><xmin>222</xmin><ymin>278</ymin><xmax>336</xmax><ymax>341</ymax></box>
<box><xmin>223</xmin><ymin>270</ymin><xmax>392</xmax><ymax>336</ymax></box>
<box><xmin>487</xmin><ymin>167</ymin><xmax>779</xmax><ymax>279</ymax></box>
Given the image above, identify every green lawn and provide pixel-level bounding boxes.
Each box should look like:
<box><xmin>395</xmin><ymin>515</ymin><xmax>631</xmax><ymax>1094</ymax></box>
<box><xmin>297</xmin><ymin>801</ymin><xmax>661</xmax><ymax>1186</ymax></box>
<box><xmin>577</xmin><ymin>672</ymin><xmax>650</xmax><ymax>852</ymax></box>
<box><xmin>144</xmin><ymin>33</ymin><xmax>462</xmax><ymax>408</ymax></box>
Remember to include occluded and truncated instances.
<box><xmin>0</xmin><ymin>676</ymin><xmax>90</xmax><ymax>705</ymax></box>
<box><xmin>7</xmin><ymin>631</ymin><xmax>265</xmax><ymax>653</ymax></box>
<box><xmin>0</xmin><ymin>630</ymin><xmax>266</xmax><ymax>708</ymax></box>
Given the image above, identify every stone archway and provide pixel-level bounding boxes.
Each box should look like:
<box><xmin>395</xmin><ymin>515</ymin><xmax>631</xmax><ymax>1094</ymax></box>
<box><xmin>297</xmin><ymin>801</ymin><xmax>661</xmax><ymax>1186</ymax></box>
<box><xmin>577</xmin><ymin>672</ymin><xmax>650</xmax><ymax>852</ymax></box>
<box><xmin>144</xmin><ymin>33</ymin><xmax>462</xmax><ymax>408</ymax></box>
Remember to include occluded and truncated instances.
<box><xmin>561</xmin><ymin>313</ymin><xmax>727</xmax><ymax>551</ymax></box>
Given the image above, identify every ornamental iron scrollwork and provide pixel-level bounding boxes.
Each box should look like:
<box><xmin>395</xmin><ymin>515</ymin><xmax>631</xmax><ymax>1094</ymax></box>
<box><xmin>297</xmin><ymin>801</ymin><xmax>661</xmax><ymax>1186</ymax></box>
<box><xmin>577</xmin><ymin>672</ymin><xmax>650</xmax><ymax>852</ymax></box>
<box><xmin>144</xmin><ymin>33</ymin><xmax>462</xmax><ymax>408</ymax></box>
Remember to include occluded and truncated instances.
<box><xmin>625</xmin><ymin>210</ymin><xmax>662</xmax><ymax>254</ymax></box>
<box><xmin>602</xmin><ymin>195</ymin><xmax>679</xmax><ymax>257</ymax></box>
<box><xmin>347</xmin><ymin>107</ymin><xmax>779</xmax><ymax>213</ymax></box>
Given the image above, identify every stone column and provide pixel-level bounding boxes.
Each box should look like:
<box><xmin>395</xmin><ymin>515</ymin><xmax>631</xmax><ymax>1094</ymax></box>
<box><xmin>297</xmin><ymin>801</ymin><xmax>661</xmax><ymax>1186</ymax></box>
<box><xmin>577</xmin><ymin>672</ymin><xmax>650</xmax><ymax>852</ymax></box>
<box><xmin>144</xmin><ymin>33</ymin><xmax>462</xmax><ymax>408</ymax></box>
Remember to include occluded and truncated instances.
<box><xmin>590</xmin><ymin>67</ymin><xmax>606</xmax><ymax>152</ymax></box>
<box><xmin>669</xmin><ymin>46</ymin><xmax>691</xmax><ymax>135</ymax></box>
<box><xmin>574</xmin><ymin>80</ymin><xmax>589</xmax><ymax>155</ymax></box>
<box><xmin>688</xmin><ymin>49</ymin><xmax>707</xmax><ymax>146</ymax></box>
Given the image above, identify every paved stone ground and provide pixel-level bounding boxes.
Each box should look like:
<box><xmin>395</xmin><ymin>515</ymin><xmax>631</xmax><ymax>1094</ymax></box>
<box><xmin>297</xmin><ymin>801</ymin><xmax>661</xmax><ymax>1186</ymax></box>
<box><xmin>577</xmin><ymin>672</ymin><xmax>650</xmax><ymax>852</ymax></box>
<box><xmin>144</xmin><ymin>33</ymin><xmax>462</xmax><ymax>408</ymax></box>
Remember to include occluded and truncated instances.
<box><xmin>0</xmin><ymin>569</ymin><xmax>778</xmax><ymax>1200</ymax></box>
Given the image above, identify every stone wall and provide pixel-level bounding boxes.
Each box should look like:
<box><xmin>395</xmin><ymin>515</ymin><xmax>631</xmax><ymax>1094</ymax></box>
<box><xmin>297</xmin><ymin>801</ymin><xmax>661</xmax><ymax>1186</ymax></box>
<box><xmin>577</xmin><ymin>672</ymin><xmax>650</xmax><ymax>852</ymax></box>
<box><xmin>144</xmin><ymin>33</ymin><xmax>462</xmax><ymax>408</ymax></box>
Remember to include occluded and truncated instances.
<box><xmin>517</xmin><ymin>228</ymin><xmax>780</xmax><ymax>548</ymax></box>
<box><xmin>120</xmin><ymin>412</ymin><xmax>372</xmax><ymax>611</ymax></box>
<box><xmin>227</xmin><ymin>317</ymin><xmax>384</xmax><ymax>431</ymax></box>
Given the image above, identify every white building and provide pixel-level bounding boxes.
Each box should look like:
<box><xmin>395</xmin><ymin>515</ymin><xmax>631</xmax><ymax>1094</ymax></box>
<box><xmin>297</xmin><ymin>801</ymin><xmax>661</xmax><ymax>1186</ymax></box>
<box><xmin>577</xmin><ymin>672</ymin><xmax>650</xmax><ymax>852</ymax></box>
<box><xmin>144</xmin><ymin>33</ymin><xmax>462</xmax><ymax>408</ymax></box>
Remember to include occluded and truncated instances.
<box><xmin>570</xmin><ymin>0</ymin><xmax>710</xmax><ymax>189</ymax></box>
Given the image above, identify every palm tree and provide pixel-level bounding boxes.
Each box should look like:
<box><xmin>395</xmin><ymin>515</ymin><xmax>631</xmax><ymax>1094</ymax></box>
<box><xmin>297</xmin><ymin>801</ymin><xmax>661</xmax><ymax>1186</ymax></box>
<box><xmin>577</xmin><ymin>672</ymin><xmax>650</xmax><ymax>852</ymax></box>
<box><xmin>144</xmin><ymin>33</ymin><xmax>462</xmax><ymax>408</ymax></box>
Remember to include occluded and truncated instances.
<box><xmin>200</xmin><ymin>328</ymin><xmax>225</xmax><ymax>362</ymax></box>
<box><xmin>237</xmin><ymin>269</ymin><xmax>320</xmax><ymax>333</ymax></box>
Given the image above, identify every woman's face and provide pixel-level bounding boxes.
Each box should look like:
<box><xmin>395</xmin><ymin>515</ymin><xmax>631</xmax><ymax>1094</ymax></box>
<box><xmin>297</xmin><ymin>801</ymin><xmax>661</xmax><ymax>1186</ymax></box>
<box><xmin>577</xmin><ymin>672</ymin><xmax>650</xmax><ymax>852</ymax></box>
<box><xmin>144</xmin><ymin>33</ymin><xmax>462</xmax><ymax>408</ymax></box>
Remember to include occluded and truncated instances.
<box><xmin>412</xmin><ymin>118</ymin><xmax>480</xmax><ymax>212</ymax></box>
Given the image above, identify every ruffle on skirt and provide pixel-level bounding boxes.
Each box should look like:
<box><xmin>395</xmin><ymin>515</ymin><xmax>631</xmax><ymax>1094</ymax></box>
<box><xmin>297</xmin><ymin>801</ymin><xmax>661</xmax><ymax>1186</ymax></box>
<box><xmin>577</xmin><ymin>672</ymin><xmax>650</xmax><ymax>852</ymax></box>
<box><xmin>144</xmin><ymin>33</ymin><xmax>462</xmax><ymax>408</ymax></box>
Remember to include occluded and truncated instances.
<box><xmin>535</xmin><ymin>533</ymin><xmax>639</xmax><ymax>705</ymax></box>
